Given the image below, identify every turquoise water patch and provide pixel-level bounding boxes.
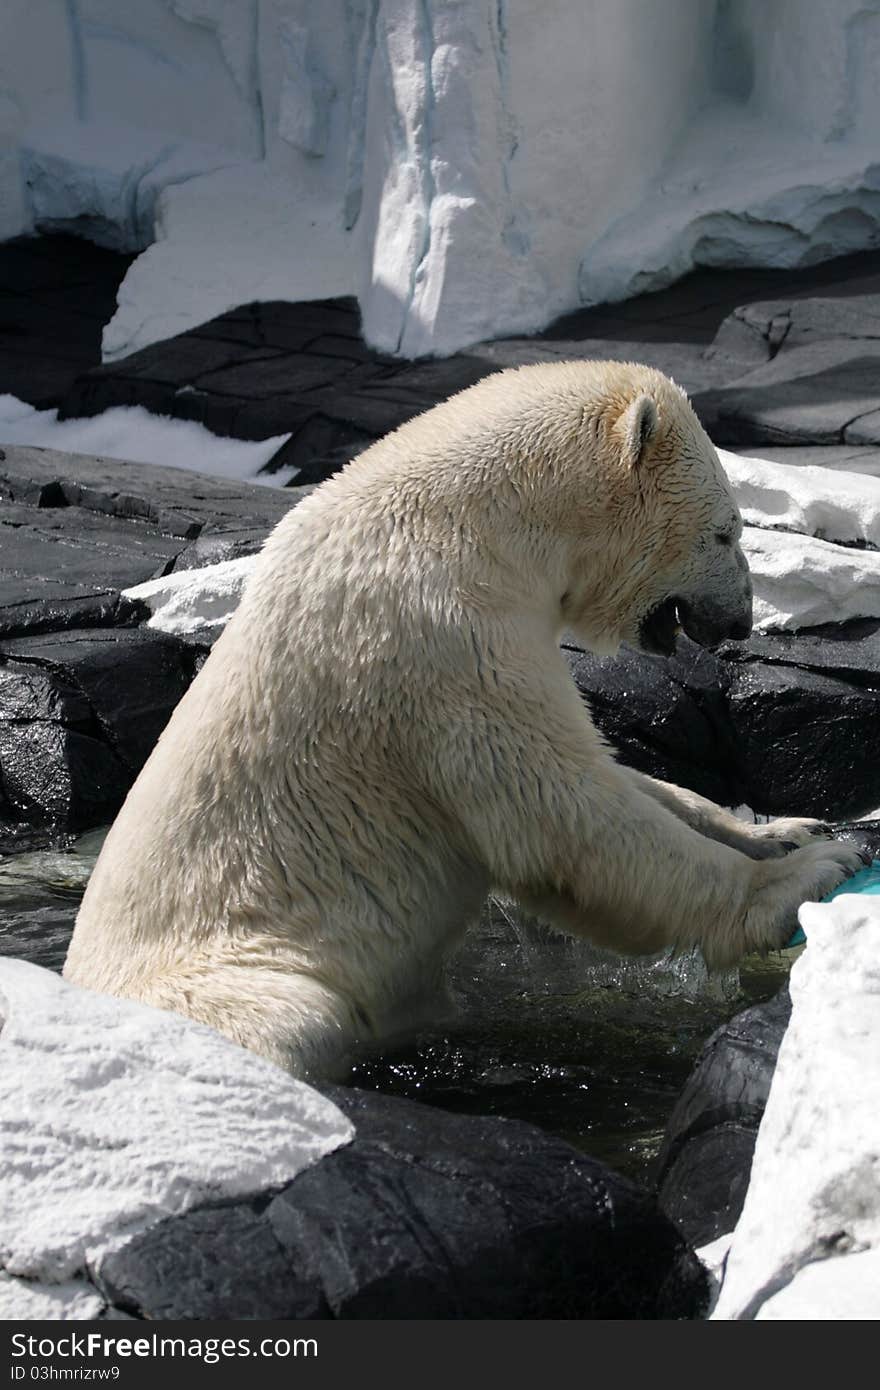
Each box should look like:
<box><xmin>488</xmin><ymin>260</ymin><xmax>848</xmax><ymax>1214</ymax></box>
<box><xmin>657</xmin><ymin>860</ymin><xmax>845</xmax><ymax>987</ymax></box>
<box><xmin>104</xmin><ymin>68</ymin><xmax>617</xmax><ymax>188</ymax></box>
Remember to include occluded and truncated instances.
<box><xmin>787</xmin><ymin>859</ymin><xmax>880</xmax><ymax>948</ymax></box>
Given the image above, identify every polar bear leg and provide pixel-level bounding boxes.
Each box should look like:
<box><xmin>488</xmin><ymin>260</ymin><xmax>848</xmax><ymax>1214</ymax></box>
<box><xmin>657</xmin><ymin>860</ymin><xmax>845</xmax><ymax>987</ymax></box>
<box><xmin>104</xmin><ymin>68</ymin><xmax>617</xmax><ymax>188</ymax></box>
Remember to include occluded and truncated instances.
<box><xmin>132</xmin><ymin>961</ymin><xmax>362</xmax><ymax>1080</ymax></box>
<box><xmin>445</xmin><ymin>723</ymin><xmax>864</xmax><ymax>968</ymax></box>
<box><xmin>624</xmin><ymin>770</ymin><xmax>830</xmax><ymax>860</ymax></box>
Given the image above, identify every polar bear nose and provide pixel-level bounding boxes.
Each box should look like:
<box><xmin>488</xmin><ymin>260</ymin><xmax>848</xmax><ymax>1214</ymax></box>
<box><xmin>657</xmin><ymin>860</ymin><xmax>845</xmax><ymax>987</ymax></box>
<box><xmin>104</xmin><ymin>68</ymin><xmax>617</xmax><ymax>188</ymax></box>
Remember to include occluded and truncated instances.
<box><xmin>677</xmin><ymin>594</ymin><xmax>752</xmax><ymax>648</ymax></box>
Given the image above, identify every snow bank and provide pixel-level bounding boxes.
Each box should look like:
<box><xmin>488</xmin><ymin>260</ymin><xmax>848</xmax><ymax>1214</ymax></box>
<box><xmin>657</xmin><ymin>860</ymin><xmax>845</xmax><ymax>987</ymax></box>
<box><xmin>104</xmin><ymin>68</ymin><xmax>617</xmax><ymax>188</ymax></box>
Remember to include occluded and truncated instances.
<box><xmin>5</xmin><ymin>2</ymin><xmax>879</xmax><ymax>360</ymax></box>
<box><xmin>126</xmin><ymin>554</ymin><xmax>257</xmax><ymax>634</ymax></box>
<box><xmin>743</xmin><ymin>526</ymin><xmax>880</xmax><ymax>632</ymax></box>
<box><xmin>717</xmin><ymin>447</ymin><xmax>880</xmax><ymax>631</ymax></box>
<box><xmin>0</xmin><ymin>394</ymin><xmax>293</xmax><ymax>486</ymax></box>
<box><xmin>578</xmin><ymin>108</ymin><xmax>880</xmax><ymax>309</ymax></box>
<box><xmin>0</xmin><ymin>959</ymin><xmax>352</xmax><ymax>1315</ymax></box>
<box><xmin>0</xmin><ymin>1272</ymin><xmax>105</xmax><ymax>1322</ymax></box>
<box><xmin>720</xmin><ymin>448</ymin><xmax>880</xmax><ymax>550</ymax></box>
<box><xmin>711</xmin><ymin>895</ymin><xmax>880</xmax><ymax>1320</ymax></box>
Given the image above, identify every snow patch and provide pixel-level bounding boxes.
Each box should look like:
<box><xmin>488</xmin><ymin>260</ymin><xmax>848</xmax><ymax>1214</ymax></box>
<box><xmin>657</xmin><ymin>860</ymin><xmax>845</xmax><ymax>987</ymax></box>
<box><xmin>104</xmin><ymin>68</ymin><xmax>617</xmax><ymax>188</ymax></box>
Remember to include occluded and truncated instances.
<box><xmin>126</xmin><ymin>554</ymin><xmax>256</xmax><ymax>633</ymax></box>
<box><xmin>120</xmin><ymin>446</ymin><xmax>880</xmax><ymax>640</ymax></box>
<box><xmin>720</xmin><ymin>447</ymin><xmax>880</xmax><ymax>550</ymax></box>
<box><xmin>0</xmin><ymin>394</ymin><xmax>294</xmax><ymax>486</ymax></box>
<box><xmin>0</xmin><ymin>1272</ymin><xmax>105</xmax><ymax>1321</ymax></box>
<box><xmin>712</xmin><ymin>895</ymin><xmax>880</xmax><ymax>1320</ymax></box>
<box><xmin>0</xmin><ymin>958</ymin><xmax>353</xmax><ymax>1301</ymax></box>
<box><xmin>579</xmin><ymin>109</ymin><xmax>880</xmax><ymax>308</ymax></box>
<box><xmin>102</xmin><ymin>161</ymin><xmax>353</xmax><ymax>360</ymax></box>
<box><xmin>743</xmin><ymin>526</ymin><xmax>880</xmax><ymax>632</ymax></box>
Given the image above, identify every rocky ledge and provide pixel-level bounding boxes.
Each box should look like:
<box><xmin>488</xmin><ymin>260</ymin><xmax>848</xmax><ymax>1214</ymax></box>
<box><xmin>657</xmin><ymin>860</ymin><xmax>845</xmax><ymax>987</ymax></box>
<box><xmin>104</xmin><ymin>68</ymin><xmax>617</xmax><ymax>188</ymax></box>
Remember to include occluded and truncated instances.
<box><xmin>0</xmin><ymin>444</ymin><xmax>299</xmax><ymax>851</ymax></box>
<box><xmin>0</xmin><ymin>959</ymin><xmax>706</xmax><ymax>1321</ymax></box>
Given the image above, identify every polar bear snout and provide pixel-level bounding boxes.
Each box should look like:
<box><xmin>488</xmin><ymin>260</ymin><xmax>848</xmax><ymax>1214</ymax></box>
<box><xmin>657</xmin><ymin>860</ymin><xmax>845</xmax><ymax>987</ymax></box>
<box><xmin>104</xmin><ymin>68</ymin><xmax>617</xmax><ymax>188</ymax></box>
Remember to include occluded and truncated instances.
<box><xmin>678</xmin><ymin>592</ymin><xmax>753</xmax><ymax>648</ymax></box>
<box><xmin>675</xmin><ymin>534</ymin><xmax>754</xmax><ymax>650</ymax></box>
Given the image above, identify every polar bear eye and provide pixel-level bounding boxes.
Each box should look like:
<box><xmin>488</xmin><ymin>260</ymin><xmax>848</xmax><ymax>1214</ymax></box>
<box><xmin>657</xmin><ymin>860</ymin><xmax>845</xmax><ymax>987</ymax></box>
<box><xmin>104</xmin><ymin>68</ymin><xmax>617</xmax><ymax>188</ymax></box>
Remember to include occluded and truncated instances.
<box><xmin>715</xmin><ymin>532</ymin><xmax>733</xmax><ymax>545</ymax></box>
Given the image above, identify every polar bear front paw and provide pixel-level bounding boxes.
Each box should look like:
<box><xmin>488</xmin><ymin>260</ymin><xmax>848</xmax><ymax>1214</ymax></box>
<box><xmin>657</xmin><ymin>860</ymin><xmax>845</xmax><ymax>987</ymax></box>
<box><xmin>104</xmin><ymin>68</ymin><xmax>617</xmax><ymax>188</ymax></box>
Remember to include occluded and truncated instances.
<box><xmin>741</xmin><ymin>816</ymin><xmax>831</xmax><ymax>859</ymax></box>
<box><xmin>744</xmin><ymin>839</ymin><xmax>868</xmax><ymax>952</ymax></box>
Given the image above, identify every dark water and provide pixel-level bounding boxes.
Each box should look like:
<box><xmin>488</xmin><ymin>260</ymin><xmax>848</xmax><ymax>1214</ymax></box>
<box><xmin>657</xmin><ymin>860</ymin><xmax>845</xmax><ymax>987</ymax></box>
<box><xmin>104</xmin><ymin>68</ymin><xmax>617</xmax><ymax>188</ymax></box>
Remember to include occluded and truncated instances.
<box><xmin>352</xmin><ymin>900</ymin><xmax>790</xmax><ymax>1185</ymax></box>
<box><xmin>0</xmin><ymin>833</ymin><xmax>790</xmax><ymax>1187</ymax></box>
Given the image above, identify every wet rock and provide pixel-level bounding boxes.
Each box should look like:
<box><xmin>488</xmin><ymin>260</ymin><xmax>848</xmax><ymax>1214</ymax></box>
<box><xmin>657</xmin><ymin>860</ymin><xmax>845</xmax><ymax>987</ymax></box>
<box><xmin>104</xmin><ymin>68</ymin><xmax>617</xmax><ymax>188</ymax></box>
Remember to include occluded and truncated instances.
<box><xmin>728</xmin><ymin>663</ymin><xmax>880</xmax><ymax>819</ymax></box>
<box><xmin>654</xmin><ymin>988</ymin><xmax>792</xmax><ymax>1248</ymax></box>
<box><xmin>59</xmin><ymin>300</ymin><xmax>494</xmax><ymax>485</ymax></box>
<box><xmin>693</xmin><ymin>296</ymin><xmax>880</xmax><ymax>446</ymax></box>
<box><xmin>565</xmin><ymin>639</ymin><xmax>737</xmax><ymax>807</ymax></box>
<box><xmin>96</xmin><ymin>1204</ymin><xmax>329</xmax><ymax>1322</ymax></box>
<box><xmin>567</xmin><ymin>624</ymin><xmax>880</xmax><ymax>822</ymax></box>
<box><xmin>0</xmin><ymin>444</ymin><xmax>299</xmax><ymax>639</ymax></box>
<box><xmin>721</xmin><ymin>623</ymin><xmax>880</xmax><ymax>818</ymax></box>
<box><xmin>1</xmin><ymin>958</ymin><xmax>707</xmax><ymax>1321</ymax></box>
<box><xmin>0</xmin><ymin>627</ymin><xmax>195</xmax><ymax>833</ymax></box>
<box><xmin>101</xmin><ymin>1082</ymin><xmax>708</xmax><ymax>1321</ymax></box>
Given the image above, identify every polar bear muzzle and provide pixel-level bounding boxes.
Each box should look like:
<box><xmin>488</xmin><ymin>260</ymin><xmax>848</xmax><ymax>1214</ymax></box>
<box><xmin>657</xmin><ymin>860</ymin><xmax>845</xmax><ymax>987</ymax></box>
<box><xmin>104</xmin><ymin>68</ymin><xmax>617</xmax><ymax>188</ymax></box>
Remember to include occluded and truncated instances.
<box><xmin>677</xmin><ymin>592</ymin><xmax>753</xmax><ymax>648</ymax></box>
<box><xmin>639</xmin><ymin>585</ymin><xmax>753</xmax><ymax>656</ymax></box>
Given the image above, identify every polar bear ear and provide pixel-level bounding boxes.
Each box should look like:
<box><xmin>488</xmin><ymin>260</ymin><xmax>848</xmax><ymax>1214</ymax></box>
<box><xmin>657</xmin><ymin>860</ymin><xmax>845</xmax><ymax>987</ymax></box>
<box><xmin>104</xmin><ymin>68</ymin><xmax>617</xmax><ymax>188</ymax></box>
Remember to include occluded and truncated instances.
<box><xmin>620</xmin><ymin>394</ymin><xmax>659</xmax><ymax>469</ymax></box>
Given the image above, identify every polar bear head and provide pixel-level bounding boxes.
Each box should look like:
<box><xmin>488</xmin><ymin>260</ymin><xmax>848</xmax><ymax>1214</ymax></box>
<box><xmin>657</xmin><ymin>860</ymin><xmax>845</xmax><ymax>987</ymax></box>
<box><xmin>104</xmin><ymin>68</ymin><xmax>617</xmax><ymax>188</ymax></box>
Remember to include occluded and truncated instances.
<box><xmin>524</xmin><ymin>360</ymin><xmax>753</xmax><ymax>658</ymax></box>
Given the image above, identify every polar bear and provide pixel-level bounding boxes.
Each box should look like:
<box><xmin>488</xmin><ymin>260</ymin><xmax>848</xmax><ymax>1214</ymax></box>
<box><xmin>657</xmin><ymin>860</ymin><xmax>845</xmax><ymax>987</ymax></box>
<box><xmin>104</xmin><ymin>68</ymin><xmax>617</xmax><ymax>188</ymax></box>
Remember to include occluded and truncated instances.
<box><xmin>64</xmin><ymin>361</ymin><xmax>862</xmax><ymax>1079</ymax></box>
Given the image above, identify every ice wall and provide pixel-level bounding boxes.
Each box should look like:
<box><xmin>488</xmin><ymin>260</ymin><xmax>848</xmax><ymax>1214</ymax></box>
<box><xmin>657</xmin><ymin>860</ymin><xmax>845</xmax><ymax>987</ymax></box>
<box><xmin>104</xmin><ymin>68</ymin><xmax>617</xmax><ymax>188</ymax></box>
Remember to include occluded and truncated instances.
<box><xmin>2</xmin><ymin>1</ymin><xmax>880</xmax><ymax>362</ymax></box>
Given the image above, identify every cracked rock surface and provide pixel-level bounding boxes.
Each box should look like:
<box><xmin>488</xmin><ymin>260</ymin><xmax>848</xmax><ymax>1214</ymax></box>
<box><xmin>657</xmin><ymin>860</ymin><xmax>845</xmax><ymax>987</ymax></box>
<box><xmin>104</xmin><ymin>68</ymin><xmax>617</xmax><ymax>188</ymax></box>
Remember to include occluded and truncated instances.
<box><xmin>568</xmin><ymin>629</ymin><xmax>880</xmax><ymax>821</ymax></box>
<box><xmin>93</xmin><ymin>1081</ymin><xmax>708</xmax><ymax>1321</ymax></box>
<box><xmin>695</xmin><ymin>294</ymin><xmax>880</xmax><ymax>448</ymax></box>
<box><xmin>0</xmin><ymin>443</ymin><xmax>300</xmax><ymax>851</ymax></box>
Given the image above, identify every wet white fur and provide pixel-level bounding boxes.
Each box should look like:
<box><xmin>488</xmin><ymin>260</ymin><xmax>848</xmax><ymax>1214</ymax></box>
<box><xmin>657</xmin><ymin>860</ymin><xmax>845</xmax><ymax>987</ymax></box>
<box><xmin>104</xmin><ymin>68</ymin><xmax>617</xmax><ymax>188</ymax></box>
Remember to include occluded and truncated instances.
<box><xmin>64</xmin><ymin>362</ymin><xmax>861</xmax><ymax>1078</ymax></box>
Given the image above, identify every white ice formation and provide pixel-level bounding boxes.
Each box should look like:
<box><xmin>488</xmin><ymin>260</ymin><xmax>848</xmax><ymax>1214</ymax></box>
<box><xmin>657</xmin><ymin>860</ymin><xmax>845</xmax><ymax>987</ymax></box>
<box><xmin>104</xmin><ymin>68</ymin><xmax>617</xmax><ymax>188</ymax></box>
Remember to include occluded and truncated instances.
<box><xmin>4</xmin><ymin>2</ymin><xmax>880</xmax><ymax>360</ymax></box>
<box><xmin>710</xmin><ymin>894</ymin><xmax>880</xmax><ymax>1320</ymax></box>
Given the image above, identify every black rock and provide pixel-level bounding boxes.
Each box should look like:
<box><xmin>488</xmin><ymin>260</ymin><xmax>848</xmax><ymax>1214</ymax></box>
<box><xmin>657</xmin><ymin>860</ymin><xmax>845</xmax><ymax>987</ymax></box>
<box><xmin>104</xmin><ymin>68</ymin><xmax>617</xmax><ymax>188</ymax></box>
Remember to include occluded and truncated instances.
<box><xmin>654</xmin><ymin>987</ymin><xmax>792</xmax><ymax>1247</ymax></box>
<box><xmin>0</xmin><ymin>443</ymin><xmax>299</xmax><ymax>640</ymax></box>
<box><xmin>0</xmin><ymin>627</ymin><xmax>195</xmax><ymax>833</ymax></box>
<box><xmin>693</xmin><ymin>296</ymin><xmax>880</xmax><ymax>446</ymax></box>
<box><xmin>96</xmin><ymin>1084</ymin><xmax>708</xmax><ymax>1320</ymax></box>
<box><xmin>728</xmin><ymin>663</ymin><xmax>880</xmax><ymax>819</ymax></box>
<box><xmin>0</xmin><ymin>443</ymin><xmax>295</xmax><ymax>545</ymax></box>
<box><xmin>96</xmin><ymin>1203</ymin><xmax>329</xmax><ymax>1322</ymax></box>
<box><xmin>565</xmin><ymin>638</ymin><xmax>738</xmax><ymax>807</ymax></box>
<box><xmin>721</xmin><ymin>623</ymin><xmax>880</xmax><ymax>818</ymax></box>
<box><xmin>59</xmin><ymin>300</ymin><xmax>495</xmax><ymax>486</ymax></box>
<box><xmin>567</xmin><ymin>624</ymin><xmax>880</xmax><ymax>821</ymax></box>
